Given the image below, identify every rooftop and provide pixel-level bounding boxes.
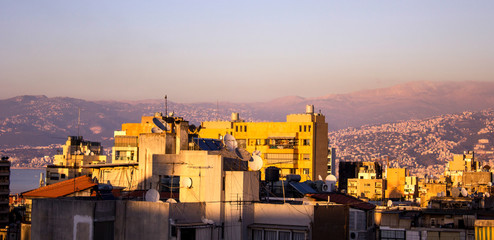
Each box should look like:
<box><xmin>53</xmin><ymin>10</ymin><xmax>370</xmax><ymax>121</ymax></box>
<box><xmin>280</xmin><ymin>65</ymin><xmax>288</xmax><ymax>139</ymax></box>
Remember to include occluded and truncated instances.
<box><xmin>22</xmin><ymin>175</ymin><xmax>96</xmax><ymax>198</ymax></box>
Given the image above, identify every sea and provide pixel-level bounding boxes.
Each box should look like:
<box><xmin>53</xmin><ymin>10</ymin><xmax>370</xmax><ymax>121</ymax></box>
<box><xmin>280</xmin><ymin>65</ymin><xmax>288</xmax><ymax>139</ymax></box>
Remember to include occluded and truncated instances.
<box><xmin>10</xmin><ymin>168</ymin><xmax>45</xmax><ymax>194</ymax></box>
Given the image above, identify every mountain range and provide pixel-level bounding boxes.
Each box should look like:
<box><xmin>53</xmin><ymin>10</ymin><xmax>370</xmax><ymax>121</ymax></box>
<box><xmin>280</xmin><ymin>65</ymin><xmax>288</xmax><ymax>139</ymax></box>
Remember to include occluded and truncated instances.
<box><xmin>2</xmin><ymin>80</ymin><xmax>494</xmax><ymax>169</ymax></box>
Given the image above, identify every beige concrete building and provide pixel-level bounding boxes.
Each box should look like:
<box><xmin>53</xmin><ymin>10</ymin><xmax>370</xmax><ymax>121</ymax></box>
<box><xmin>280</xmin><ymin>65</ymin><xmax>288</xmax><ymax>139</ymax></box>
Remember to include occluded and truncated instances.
<box><xmin>45</xmin><ymin>136</ymin><xmax>106</xmax><ymax>185</ymax></box>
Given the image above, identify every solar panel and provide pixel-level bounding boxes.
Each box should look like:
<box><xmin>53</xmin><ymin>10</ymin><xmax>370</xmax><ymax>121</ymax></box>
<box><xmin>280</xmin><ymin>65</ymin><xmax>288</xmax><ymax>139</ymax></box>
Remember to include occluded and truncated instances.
<box><xmin>194</xmin><ymin>138</ymin><xmax>223</xmax><ymax>151</ymax></box>
<box><xmin>289</xmin><ymin>182</ymin><xmax>317</xmax><ymax>194</ymax></box>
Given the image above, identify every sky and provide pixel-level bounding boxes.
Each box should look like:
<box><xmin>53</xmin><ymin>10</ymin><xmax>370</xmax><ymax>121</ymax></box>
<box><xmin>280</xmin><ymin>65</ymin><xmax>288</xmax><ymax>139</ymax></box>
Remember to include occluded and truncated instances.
<box><xmin>1</xmin><ymin>1</ymin><xmax>494</xmax><ymax>103</ymax></box>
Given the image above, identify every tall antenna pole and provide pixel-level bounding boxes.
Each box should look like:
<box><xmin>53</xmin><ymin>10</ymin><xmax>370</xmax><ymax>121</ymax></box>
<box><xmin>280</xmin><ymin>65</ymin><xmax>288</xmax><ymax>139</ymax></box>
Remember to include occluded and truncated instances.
<box><xmin>165</xmin><ymin>95</ymin><xmax>168</xmax><ymax>117</ymax></box>
<box><xmin>77</xmin><ymin>107</ymin><xmax>81</xmax><ymax>137</ymax></box>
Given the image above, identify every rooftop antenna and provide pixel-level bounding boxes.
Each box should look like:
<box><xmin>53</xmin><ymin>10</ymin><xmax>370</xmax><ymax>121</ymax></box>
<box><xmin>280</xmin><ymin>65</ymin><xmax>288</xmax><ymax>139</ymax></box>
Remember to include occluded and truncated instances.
<box><xmin>77</xmin><ymin>107</ymin><xmax>81</xmax><ymax>137</ymax></box>
<box><xmin>165</xmin><ymin>95</ymin><xmax>168</xmax><ymax>117</ymax></box>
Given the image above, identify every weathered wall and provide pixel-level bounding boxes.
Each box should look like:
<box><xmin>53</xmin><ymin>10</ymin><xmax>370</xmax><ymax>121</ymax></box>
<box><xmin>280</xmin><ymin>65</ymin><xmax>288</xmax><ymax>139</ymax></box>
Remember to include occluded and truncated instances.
<box><xmin>114</xmin><ymin>201</ymin><xmax>170</xmax><ymax>240</ymax></box>
<box><xmin>313</xmin><ymin>204</ymin><xmax>348</xmax><ymax>240</ymax></box>
<box><xmin>32</xmin><ymin>199</ymin><xmax>97</xmax><ymax>240</ymax></box>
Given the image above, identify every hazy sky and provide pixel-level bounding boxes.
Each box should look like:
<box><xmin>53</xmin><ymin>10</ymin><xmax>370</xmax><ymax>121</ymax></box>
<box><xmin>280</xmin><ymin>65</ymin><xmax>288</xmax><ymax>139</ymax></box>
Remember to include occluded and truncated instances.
<box><xmin>1</xmin><ymin>1</ymin><xmax>493</xmax><ymax>102</ymax></box>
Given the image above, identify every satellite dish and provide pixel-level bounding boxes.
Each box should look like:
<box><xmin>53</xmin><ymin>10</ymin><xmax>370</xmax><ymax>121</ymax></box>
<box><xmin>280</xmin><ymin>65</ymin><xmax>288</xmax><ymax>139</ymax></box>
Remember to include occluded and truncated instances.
<box><xmin>326</xmin><ymin>175</ymin><xmax>337</xmax><ymax>182</ymax></box>
<box><xmin>318</xmin><ymin>175</ymin><xmax>323</xmax><ymax>181</ymax></box>
<box><xmin>181</xmin><ymin>177</ymin><xmax>193</xmax><ymax>188</ymax></box>
<box><xmin>145</xmin><ymin>189</ymin><xmax>160</xmax><ymax>202</ymax></box>
<box><xmin>486</xmin><ymin>192</ymin><xmax>491</xmax><ymax>198</ymax></box>
<box><xmin>166</xmin><ymin>198</ymin><xmax>177</xmax><ymax>203</ymax></box>
<box><xmin>151</xmin><ymin>127</ymin><xmax>163</xmax><ymax>133</ymax></box>
<box><xmin>249</xmin><ymin>154</ymin><xmax>263</xmax><ymax>171</ymax></box>
<box><xmin>488</xmin><ymin>182</ymin><xmax>493</xmax><ymax>187</ymax></box>
<box><xmin>235</xmin><ymin>148</ymin><xmax>252</xmax><ymax>161</ymax></box>
<box><xmin>223</xmin><ymin>134</ymin><xmax>238</xmax><ymax>152</ymax></box>
<box><xmin>452</xmin><ymin>187</ymin><xmax>460</xmax><ymax>197</ymax></box>
<box><xmin>387</xmin><ymin>200</ymin><xmax>393</xmax><ymax>207</ymax></box>
<box><xmin>461</xmin><ymin>188</ymin><xmax>468</xmax><ymax>197</ymax></box>
<box><xmin>153</xmin><ymin>117</ymin><xmax>170</xmax><ymax>131</ymax></box>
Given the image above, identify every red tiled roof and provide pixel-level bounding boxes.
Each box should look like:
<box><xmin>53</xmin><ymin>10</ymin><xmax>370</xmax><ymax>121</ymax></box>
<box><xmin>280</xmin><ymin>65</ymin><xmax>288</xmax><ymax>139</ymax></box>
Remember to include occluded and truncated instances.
<box><xmin>309</xmin><ymin>192</ymin><xmax>376</xmax><ymax>211</ymax></box>
<box><xmin>22</xmin><ymin>175</ymin><xmax>96</xmax><ymax>198</ymax></box>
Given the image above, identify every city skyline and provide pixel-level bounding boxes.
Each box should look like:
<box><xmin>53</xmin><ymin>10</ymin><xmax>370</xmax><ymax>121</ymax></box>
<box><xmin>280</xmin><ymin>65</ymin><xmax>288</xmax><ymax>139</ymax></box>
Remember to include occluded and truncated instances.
<box><xmin>1</xmin><ymin>1</ymin><xmax>494</xmax><ymax>102</ymax></box>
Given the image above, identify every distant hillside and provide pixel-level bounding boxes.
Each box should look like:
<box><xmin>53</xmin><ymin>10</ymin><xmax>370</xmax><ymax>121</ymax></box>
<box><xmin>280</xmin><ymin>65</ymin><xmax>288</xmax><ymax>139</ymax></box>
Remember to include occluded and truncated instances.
<box><xmin>330</xmin><ymin>110</ymin><xmax>494</xmax><ymax>177</ymax></box>
<box><xmin>2</xmin><ymin>80</ymin><xmax>494</xmax><ymax>168</ymax></box>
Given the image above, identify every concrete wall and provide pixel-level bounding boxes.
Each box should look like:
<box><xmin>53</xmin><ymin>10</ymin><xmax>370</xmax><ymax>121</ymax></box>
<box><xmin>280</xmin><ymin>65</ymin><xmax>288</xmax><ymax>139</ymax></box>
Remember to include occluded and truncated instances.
<box><xmin>254</xmin><ymin>203</ymin><xmax>314</xmax><ymax>227</ymax></box>
<box><xmin>114</xmin><ymin>201</ymin><xmax>170</xmax><ymax>240</ymax></box>
<box><xmin>32</xmin><ymin>199</ymin><xmax>98</xmax><ymax>240</ymax></box>
<box><xmin>312</xmin><ymin>204</ymin><xmax>348</xmax><ymax>240</ymax></box>
<box><xmin>138</xmin><ymin>133</ymin><xmax>175</xmax><ymax>189</ymax></box>
<box><xmin>32</xmin><ymin>199</ymin><xmax>206</xmax><ymax>240</ymax></box>
<box><xmin>224</xmin><ymin>171</ymin><xmax>259</xmax><ymax>240</ymax></box>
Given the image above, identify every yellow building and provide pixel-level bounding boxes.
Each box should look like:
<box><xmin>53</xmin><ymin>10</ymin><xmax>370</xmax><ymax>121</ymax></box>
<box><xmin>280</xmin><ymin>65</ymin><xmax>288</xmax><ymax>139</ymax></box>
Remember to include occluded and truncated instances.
<box><xmin>385</xmin><ymin>168</ymin><xmax>408</xmax><ymax>199</ymax></box>
<box><xmin>46</xmin><ymin>136</ymin><xmax>106</xmax><ymax>185</ymax></box>
<box><xmin>475</xmin><ymin>220</ymin><xmax>494</xmax><ymax>240</ymax></box>
<box><xmin>198</xmin><ymin>105</ymin><xmax>328</xmax><ymax>181</ymax></box>
<box><xmin>347</xmin><ymin>178</ymin><xmax>384</xmax><ymax>200</ymax></box>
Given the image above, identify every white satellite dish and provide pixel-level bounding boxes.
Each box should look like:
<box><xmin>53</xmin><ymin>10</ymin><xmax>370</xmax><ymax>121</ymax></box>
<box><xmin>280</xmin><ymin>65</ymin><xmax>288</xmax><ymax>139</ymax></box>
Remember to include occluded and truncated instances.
<box><xmin>488</xmin><ymin>182</ymin><xmax>493</xmax><ymax>187</ymax></box>
<box><xmin>166</xmin><ymin>198</ymin><xmax>177</xmax><ymax>203</ymax></box>
<box><xmin>145</xmin><ymin>189</ymin><xmax>160</xmax><ymax>202</ymax></box>
<box><xmin>235</xmin><ymin>148</ymin><xmax>252</xmax><ymax>161</ymax></box>
<box><xmin>326</xmin><ymin>175</ymin><xmax>337</xmax><ymax>182</ymax></box>
<box><xmin>486</xmin><ymin>192</ymin><xmax>491</xmax><ymax>198</ymax></box>
<box><xmin>249</xmin><ymin>154</ymin><xmax>263</xmax><ymax>171</ymax></box>
<box><xmin>181</xmin><ymin>177</ymin><xmax>193</xmax><ymax>188</ymax></box>
<box><xmin>153</xmin><ymin>118</ymin><xmax>170</xmax><ymax>131</ymax></box>
<box><xmin>461</xmin><ymin>188</ymin><xmax>468</xmax><ymax>197</ymax></box>
<box><xmin>387</xmin><ymin>200</ymin><xmax>393</xmax><ymax>207</ymax></box>
<box><xmin>151</xmin><ymin>127</ymin><xmax>163</xmax><ymax>133</ymax></box>
<box><xmin>223</xmin><ymin>134</ymin><xmax>238</xmax><ymax>152</ymax></box>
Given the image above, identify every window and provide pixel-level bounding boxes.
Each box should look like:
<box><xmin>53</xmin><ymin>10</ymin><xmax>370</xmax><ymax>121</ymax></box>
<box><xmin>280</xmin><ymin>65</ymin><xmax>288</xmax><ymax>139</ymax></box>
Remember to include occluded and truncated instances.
<box><xmin>264</xmin><ymin>231</ymin><xmax>277</xmax><ymax>240</ymax></box>
<box><xmin>290</xmin><ymin>169</ymin><xmax>296</xmax><ymax>174</ymax></box>
<box><xmin>299</xmin><ymin>125</ymin><xmax>302</xmax><ymax>132</ymax></box>
<box><xmin>302</xmin><ymin>154</ymin><xmax>310</xmax><ymax>161</ymax></box>
<box><xmin>308</xmin><ymin>126</ymin><xmax>311</xmax><ymax>132</ymax></box>
<box><xmin>279</xmin><ymin>231</ymin><xmax>290</xmax><ymax>240</ymax></box>
<box><xmin>49</xmin><ymin>173</ymin><xmax>59</xmax><ymax>181</ymax></box>
<box><xmin>236</xmin><ymin>126</ymin><xmax>238</xmax><ymax>132</ymax></box>
<box><xmin>303</xmin><ymin>169</ymin><xmax>310</xmax><ymax>175</ymax></box>
<box><xmin>256</xmin><ymin>139</ymin><xmax>264</xmax><ymax>145</ymax></box>
<box><xmin>244</xmin><ymin>126</ymin><xmax>247</xmax><ymax>132</ymax></box>
<box><xmin>304</xmin><ymin>126</ymin><xmax>307</xmax><ymax>132</ymax></box>
<box><xmin>303</xmin><ymin>139</ymin><xmax>311</xmax><ymax>146</ymax></box>
<box><xmin>61</xmin><ymin>174</ymin><xmax>66</xmax><ymax>179</ymax></box>
<box><xmin>159</xmin><ymin>176</ymin><xmax>180</xmax><ymax>195</ymax></box>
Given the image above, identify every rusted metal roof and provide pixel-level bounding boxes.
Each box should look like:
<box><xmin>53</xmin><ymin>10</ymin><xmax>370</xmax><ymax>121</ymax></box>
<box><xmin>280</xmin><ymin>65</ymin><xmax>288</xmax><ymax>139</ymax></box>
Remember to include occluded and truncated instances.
<box><xmin>22</xmin><ymin>175</ymin><xmax>96</xmax><ymax>198</ymax></box>
<box><xmin>309</xmin><ymin>192</ymin><xmax>376</xmax><ymax>211</ymax></box>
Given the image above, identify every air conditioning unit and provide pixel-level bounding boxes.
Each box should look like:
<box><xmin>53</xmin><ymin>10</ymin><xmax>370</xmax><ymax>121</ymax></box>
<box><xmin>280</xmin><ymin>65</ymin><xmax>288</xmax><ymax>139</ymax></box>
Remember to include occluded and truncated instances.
<box><xmin>349</xmin><ymin>231</ymin><xmax>359</xmax><ymax>240</ymax></box>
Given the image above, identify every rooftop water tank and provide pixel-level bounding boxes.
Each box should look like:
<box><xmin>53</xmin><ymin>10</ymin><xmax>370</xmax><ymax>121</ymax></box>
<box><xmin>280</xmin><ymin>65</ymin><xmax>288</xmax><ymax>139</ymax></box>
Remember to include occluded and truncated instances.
<box><xmin>265</xmin><ymin>166</ymin><xmax>280</xmax><ymax>182</ymax></box>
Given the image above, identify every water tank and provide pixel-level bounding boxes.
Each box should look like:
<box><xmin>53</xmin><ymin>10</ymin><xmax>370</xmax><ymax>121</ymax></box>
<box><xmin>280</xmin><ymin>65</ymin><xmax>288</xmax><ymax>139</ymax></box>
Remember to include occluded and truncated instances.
<box><xmin>305</xmin><ymin>105</ymin><xmax>314</xmax><ymax>114</ymax></box>
<box><xmin>286</xmin><ymin>174</ymin><xmax>301</xmax><ymax>182</ymax></box>
<box><xmin>265</xmin><ymin>167</ymin><xmax>280</xmax><ymax>182</ymax></box>
<box><xmin>231</xmin><ymin>112</ymin><xmax>240</xmax><ymax>122</ymax></box>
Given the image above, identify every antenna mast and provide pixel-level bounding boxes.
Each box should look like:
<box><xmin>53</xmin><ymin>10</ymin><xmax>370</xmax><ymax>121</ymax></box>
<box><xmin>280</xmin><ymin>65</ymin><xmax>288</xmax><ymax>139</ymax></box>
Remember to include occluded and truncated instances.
<box><xmin>77</xmin><ymin>108</ymin><xmax>81</xmax><ymax>137</ymax></box>
<box><xmin>165</xmin><ymin>95</ymin><xmax>168</xmax><ymax>117</ymax></box>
